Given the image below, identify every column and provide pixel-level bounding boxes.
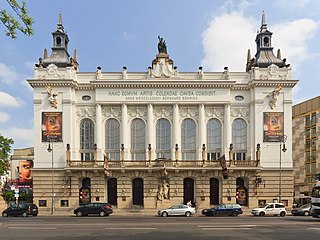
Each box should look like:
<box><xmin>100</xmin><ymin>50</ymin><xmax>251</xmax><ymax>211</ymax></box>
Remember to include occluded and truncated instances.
<box><xmin>172</xmin><ymin>104</ymin><xmax>180</xmax><ymax>160</ymax></box>
<box><xmin>95</xmin><ymin>104</ymin><xmax>103</xmax><ymax>160</ymax></box>
<box><xmin>224</xmin><ymin>104</ymin><xmax>231</xmax><ymax>156</ymax></box>
<box><xmin>121</xmin><ymin>104</ymin><xmax>129</xmax><ymax>160</ymax></box>
<box><xmin>147</xmin><ymin>104</ymin><xmax>154</xmax><ymax>160</ymax></box>
<box><xmin>198</xmin><ymin>104</ymin><xmax>205</xmax><ymax>160</ymax></box>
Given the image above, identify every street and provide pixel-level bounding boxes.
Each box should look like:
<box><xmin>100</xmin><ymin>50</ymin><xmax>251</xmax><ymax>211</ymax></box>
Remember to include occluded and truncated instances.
<box><xmin>0</xmin><ymin>215</ymin><xmax>319</xmax><ymax>240</ymax></box>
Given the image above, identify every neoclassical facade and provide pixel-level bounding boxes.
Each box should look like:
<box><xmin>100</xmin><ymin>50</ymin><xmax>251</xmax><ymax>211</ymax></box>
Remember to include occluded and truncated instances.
<box><xmin>28</xmin><ymin>13</ymin><xmax>297</xmax><ymax>214</ymax></box>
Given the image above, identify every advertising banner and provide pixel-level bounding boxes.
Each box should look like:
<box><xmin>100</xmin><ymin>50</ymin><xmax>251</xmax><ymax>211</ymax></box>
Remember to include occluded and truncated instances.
<box><xmin>19</xmin><ymin>160</ymin><xmax>33</xmax><ymax>183</ymax></box>
<box><xmin>42</xmin><ymin>112</ymin><xmax>62</xmax><ymax>142</ymax></box>
<box><xmin>263</xmin><ymin>112</ymin><xmax>284</xmax><ymax>142</ymax></box>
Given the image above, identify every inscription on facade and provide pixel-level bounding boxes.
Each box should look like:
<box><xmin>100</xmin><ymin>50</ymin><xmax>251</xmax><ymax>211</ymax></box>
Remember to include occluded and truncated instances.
<box><xmin>103</xmin><ymin>89</ymin><xmax>217</xmax><ymax>102</ymax></box>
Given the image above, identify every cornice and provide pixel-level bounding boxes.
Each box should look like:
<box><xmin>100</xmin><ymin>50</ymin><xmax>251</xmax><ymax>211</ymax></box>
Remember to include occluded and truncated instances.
<box><xmin>249</xmin><ymin>80</ymin><xmax>298</xmax><ymax>88</ymax></box>
<box><xmin>27</xmin><ymin>79</ymin><xmax>77</xmax><ymax>88</ymax></box>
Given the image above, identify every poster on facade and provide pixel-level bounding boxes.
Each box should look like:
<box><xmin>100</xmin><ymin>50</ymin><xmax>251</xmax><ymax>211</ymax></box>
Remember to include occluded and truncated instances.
<box><xmin>263</xmin><ymin>112</ymin><xmax>284</xmax><ymax>142</ymax></box>
<box><xmin>42</xmin><ymin>112</ymin><xmax>62</xmax><ymax>142</ymax></box>
<box><xmin>19</xmin><ymin>160</ymin><xmax>33</xmax><ymax>183</ymax></box>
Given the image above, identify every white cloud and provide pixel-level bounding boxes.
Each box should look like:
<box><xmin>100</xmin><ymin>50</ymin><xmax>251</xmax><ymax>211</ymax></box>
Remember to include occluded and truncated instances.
<box><xmin>0</xmin><ymin>63</ymin><xmax>21</xmax><ymax>85</ymax></box>
<box><xmin>0</xmin><ymin>111</ymin><xmax>10</xmax><ymax>123</ymax></box>
<box><xmin>272</xmin><ymin>19</ymin><xmax>318</xmax><ymax>72</ymax></box>
<box><xmin>201</xmin><ymin>7</ymin><xmax>319</xmax><ymax>73</ymax></box>
<box><xmin>0</xmin><ymin>91</ymin><xmax>25</xmax><ymax>108</ymax></box>
<box><xmin>0</xmin><ymin>127</ymin><xmax>34</xmax><ymax>147</ymax></box>
<box><xmin>201</xmin><ymin>11</ymin><xmax>256</xmax><ymax>71</ymax></box>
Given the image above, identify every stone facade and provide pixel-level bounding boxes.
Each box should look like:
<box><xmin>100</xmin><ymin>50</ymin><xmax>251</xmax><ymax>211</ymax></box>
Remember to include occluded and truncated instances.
<box><xmin>27</xmin><ymin>13</ymin><xmax>297</xmax><ymax>214</ymax></box>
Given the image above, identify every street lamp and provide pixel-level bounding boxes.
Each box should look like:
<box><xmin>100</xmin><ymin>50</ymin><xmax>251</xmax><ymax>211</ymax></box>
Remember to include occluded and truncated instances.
<box><xmin>279</xmin><ymin>135</ymin><xmax>287</xmax><ymax>203</ymax></box>
<box><xmin>47</xmin><ymin>141</ymin><xmax>54</xmax><ymax>215</ymax></box>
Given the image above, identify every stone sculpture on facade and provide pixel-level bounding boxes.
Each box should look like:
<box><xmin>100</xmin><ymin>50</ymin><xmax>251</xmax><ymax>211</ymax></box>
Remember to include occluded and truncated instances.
<box><xmin>198</xmin><ymin>66</ymin><xmax>204</xmax><ymax>79</ymax></box>
<box><xmin>157</xmin><ymin>36</ymin><xmax>167</xmax><ymax>54</ymax></box>
<box><xmin>44</xmin><ymin>85</ymin><xmax>58</xmax><ymax>109</ymax></box>
<box><xmin>122</xmin><ymin>66</ymin><xmax>128</xmax><ymax>80</ymax></box>
<box><xmin>268</xmin><ymin>85</ymin><xmax>282</xmax><ymax>109</ymax></box>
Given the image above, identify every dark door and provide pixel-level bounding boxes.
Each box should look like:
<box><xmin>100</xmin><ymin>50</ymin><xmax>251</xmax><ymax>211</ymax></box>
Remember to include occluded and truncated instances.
<box><xmin>132</xmin><ymin>178</ymin><xmax>143</xmax><ymax>206</ymax></box>
<box><xmin>107</xmin><ymin>178</ymin><xmax>118</xmax><ymax>206</ymax></box>
<box><xmin>210</xmin><ymin>178</ymin><xmax>219</xmax><ymax>205</ymax></box>
<box><xmin>183</xmin><ymin>178</ymin><xmax>194</xmax><ymax>205</ymax></box>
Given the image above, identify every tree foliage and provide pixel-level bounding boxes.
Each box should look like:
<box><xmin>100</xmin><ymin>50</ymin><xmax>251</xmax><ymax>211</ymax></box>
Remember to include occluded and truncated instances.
<box><xmin>0</xmin><ymin>134</ymin><xmax>14</xmax><ymax>175</ymax></box>
<box><xmin>0</xmin><ymin>0</ymin><xmax>34</xmax><ymax>38</ymax></box>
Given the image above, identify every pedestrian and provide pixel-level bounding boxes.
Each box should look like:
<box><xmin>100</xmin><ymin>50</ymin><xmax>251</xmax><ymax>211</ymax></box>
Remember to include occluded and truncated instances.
<box><xmin>187</xmin><ymin>200</ymin><xmax>192</xmax><ymax>207</ymax></box>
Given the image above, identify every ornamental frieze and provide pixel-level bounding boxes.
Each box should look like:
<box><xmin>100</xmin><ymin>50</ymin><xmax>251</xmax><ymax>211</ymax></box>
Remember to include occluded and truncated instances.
<box><xmin>205</xmin><ymin>106</ymin><xmax>224</xmax><ymax>121</ymax></box>
<box><xmin>76</xmin><ymin>107</ymin><xmax>96</xmax><ymax>119</ymax></box>
<box><xmin>128</xmin><ymin>106</ymin><xmax>147</xmax><ymax>119</ymax></box>
<box><xmin>230</xmin><ymin>106</ymin><xmax>250</xmax><ymax>120</ymax></box>
<box><xmin>154</xmin><ymin>106</ymin><xmax>173</xmax><ymax>120</ymax></box>
<box><xmin>180</xmin><ymin>106</ymin><xmax>198</xmax><ymax>120</ymax></box>
<box><xmin>102</xmin><ymin>107</ymin><xmax>122</xmax><ymax>119</ymax></box>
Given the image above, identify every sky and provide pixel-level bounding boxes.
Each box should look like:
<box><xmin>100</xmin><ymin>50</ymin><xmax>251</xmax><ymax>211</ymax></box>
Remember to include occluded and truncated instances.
<box><xmin>0</xmin><ymin>0</ymin><xmax>320</xmax><ymax>150</ymax></box>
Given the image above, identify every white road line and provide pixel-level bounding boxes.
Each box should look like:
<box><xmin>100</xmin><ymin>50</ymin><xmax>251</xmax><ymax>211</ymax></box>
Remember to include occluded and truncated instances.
<box><xmin>202</xmin><ymin>228</ymin><xmax>252</xmax><ymax>230</ymax></box>
<box><xmin>199</xmin><ymin>225</ymin><xmax>257</xmax><ymax>228</ymax></box>
<box><xmin>308</xmin><ymin>228</ymin><xmax>320</xmax><ymax>231</ymax></box>
<box><xmin>107</xmin><ymin>227</ymin><xmax>157</xmax><ymax>230</ymax></box>
<box><xmin>9</xmin><ymin>227</ymin><xmax>57</xmax><ymax>230</ymax></box>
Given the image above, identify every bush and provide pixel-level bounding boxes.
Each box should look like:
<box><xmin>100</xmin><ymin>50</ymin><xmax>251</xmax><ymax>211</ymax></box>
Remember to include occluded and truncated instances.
<box><xmin>1</xmin><ymin>190</ymin><xmax>14</xmax><ymax>204</ymax></box>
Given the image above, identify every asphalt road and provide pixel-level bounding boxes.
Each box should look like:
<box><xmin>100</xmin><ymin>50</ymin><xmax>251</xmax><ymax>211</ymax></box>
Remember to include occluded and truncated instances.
<box><xmin>1</xmin><ymin>215</ymin><xmax>320</xmax><ymax>240</ymax></box>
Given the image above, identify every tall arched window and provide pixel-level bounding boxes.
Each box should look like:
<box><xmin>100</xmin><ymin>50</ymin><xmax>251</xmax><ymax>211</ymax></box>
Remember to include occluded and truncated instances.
<box><xmin>207</xmin><ymin>118</ymin><xmax>222</xmax><ymax>160</ymax></box>
<box><xmin>105</xmin><ymin>118</ymin><xmax>120</xmax><ymax>160</ymax></box>
<box><xmin>131</xmin><ymin>118</ymin><xmax>146</xmax><ymax>160</ymax></box>
<box><xmin>80</xmin><ymin>118</ymin><xmax>94</xmax><ymax>161</ymax></box>
<box><xmin>156</xmin><ymin>118</ymin><xmax>171</xmax><ymax>159</ymax></box>
<box><xmin>232</xmin><ymin>118</ymin><xmax>247</xmax><ymax>160</ymax></box>
<box><xmin>181</xmin><ymin>118</ymin><xmax>196</xmax><ymax>160</ymax></box>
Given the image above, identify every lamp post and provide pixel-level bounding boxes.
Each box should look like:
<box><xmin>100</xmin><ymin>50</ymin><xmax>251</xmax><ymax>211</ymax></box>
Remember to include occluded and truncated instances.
<box><xmin>279</xmin><ymin>135</ymin><xmax>287</xmax><ymax>203</ymax></box>
<box><xmin>47</xmin><ymin>141</ymin><xmax>54</xmax><ymax>215</ymax></box>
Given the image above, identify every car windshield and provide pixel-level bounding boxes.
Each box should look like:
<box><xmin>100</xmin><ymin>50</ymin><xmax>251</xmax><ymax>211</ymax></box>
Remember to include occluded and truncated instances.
<box><xmin>312</xmin><ymin>187</ymin><xmax>320</xmax><ymax>198</ymax></box>
<box><xmin>298</xmin><ymin>203</ymin><xmax>310</xmax><ymax>209</ymax></box>
<box><xmin>259</xmin><ymin>204</ymin><xmax>267</xmax><ymax>208</ymax></box>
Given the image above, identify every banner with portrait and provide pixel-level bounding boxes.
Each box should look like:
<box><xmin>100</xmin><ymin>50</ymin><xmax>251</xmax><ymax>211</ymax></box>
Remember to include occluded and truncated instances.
<box><xmin>263</xmin><ymin>112</ymin><xmax>284</xmax><ymax>142</ymax></box>
<box><xmin>42</xmin><ymin>112</ymin><xmax>62</xmax><ymax>142</ymax></box>
<box><xmin>19</xmin><ymin>160</ymin><xmax>33</xmax><ymax>183</ymax></box>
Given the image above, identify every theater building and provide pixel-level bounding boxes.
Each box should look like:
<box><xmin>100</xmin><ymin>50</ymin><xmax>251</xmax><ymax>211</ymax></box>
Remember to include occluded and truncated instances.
<box><xmin>28</xmin><ymin>13</ymin><xmax>297</xmax><ymax>214</ymax></box>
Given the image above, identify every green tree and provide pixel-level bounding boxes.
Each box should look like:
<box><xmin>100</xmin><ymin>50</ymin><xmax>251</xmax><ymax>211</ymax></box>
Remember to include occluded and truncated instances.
<box><xmin>0</xmin><ymin>134</ymin><xmax>14</xmax><ymax>175</ymax></box>
<box><xmin>0</xmin><ymin>0</ymin><xmax>34</xmax><ymax>38</ymax></box>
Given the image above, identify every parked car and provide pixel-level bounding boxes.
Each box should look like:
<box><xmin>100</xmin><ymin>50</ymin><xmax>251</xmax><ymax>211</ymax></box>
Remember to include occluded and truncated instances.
<box><xmin>2</xmin><ymin>203</ymin><xmax>38</xmax><ymax>217</ymax></box>
<box><xmin>291</xmin><ymin>203</ymin><xmax>311</xmax><ymax>216</ymax></box>
<box><xmin>158</xmin><ymin>204</ymin><xmax>196</xmax><ymax>217</ymax></box>
<box><xmin>202</xmin><ymin>204</ymin><xmax>243</xmax><ymax>216</ymax></box>
<box><xmin>74</xmin><ymin>202</ymin><xmax>113</xmax><ymax>217</ymax></box>
<box><xmin>251</xmin><ymin>203</ymin><xmax>286</xmax><ymax>217</ymax></box>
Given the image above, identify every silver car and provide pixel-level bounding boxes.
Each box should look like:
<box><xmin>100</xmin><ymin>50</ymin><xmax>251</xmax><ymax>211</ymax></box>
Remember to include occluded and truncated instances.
<box><xmin>158</xmin><ymin>204</ymin><xmax>196</xmax><ymax>217</ymax></box>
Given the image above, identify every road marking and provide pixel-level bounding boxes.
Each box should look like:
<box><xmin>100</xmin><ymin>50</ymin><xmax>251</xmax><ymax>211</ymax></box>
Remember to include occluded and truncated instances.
<box><xmin>9</xmin><ymin>227</ymin><xmax>57</xmax><ymax>230</ymax></box>
<box><xmin>202</xmin><ymin>228</ymin><xmax>252</xmax><ymax>230</ymax></box>
<box><xmin>199</xmin><ymin>225</ymin><xmax>257</xmax><ymax>228</ymax></box>
<box><xmin>107</xmin><ymin>227</ymin><xmax>157</xmax><ymax>230</ymax></box>
<box><xmin>308</xmin><ymin>228</ymin><xmax>320</xmax><ymax>231</ymax></box>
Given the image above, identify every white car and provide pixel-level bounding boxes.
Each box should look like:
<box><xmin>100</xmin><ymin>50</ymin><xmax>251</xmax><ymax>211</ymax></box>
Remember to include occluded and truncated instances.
<box><xmin>158</xmin><ymin>204</ymin><xmax>196</xmax><ymax>217</ymax></box>
<box><xmin>251</xmin><ymin>203</ymin><xmax>286</xmax><ymax>217</ymax></box>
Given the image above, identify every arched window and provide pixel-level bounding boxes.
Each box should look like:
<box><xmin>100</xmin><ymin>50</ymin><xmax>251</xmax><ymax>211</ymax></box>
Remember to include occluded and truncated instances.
<box><xmin>131</xmin><ymin>118</ymin><xmax>146</xmax><ymax>160</ymax></box>
<box><xmin>80</xmin><ymin>118</ymin><xmax>94</xmax><ymax>161</ymax></box>
<box><xmin>181</xmin><ymin>118</ymin><xmax>196</xmax><ymax>160</ymax></box>
<box><xmin>156</xmin><ymin>118</ymin><xmax>171</xmax><ymax>159</ymax></box>
<box><xmin>105</xmin><ymin>118</ymin><xmax>120</xmax><ymax>160</ymax></box>
<box><xmin>232</xmin><ymin>118</ymin><xmax>247</xmax><ymax>160</ymax></box>
<box><xmin>207</xmin><ymin>118</ymin><xmax>222</xmax><ymax>160</ymax></box>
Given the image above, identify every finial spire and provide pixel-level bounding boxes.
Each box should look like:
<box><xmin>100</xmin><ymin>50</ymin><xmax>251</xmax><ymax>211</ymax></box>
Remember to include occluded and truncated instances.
<box><xmin>57</xmin><ymin>11</ymin><xmax>64</xmax><ymax>32</ymax></box>
<box><xmin>260</xmin><ymin>11</ymin><xmax>267</xmax><ymax>32</ymax></box>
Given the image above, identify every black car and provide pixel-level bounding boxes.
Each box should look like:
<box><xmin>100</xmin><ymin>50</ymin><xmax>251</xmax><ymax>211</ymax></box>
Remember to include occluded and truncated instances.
<box><xmin>2</xmin><ymin>203</ymin><xmax>38</xmax><ymax>217</ymax></box>
<box><xmin>74</xmin><ymin>202</ymin><xmax>113</xmax><ymax>217</ymax></box>
<box><xmin>202</xmin><ymin>204</ymin><xmax>243</xmax><ymax>216</ymax></box>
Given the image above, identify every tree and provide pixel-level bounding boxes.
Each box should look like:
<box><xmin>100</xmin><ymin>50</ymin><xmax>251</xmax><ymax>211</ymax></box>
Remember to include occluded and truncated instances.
<box><xmin>0</xmin><ymin>0</ymin><xmax>34</xmax><ymax>38</ymax></box>
<box><xmin>0</xmin><ymin>133</ymin><xmax>14</xmax><ymax>176</ymax></box>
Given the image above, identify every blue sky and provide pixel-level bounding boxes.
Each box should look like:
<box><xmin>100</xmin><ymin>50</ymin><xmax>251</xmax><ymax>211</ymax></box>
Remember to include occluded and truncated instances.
<box><xmin>0</xmin><ymin>0</ymin><xmax>320</xmax><ymax>150</ymax></box>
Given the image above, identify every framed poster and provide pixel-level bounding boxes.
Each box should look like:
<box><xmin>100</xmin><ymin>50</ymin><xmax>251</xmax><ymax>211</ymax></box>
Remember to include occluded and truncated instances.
<box><xmin>263</xmin><ymin>112</ymin><xmax>284</xmax><ymax>142</ymax></box>
<box><xmin>42</xmin><ymin>112</ymin><xmax>62</xmax><ymax>142</ymax></box>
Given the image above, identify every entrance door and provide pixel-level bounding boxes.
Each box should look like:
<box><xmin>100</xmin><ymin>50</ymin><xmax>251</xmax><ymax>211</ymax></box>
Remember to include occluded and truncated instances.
<box><xmin>107</xmin><ymin>178</ymin><xmax>117</xmax><ymax>206</ymax></box>
<box><xmin>183</xmin><ymin>178</ymin><xmax>194</xmax><ymax>205</ymax></box>
<box><xmin>132</xmin><ymin>178</ymin><xmax>144</xmax><ymax>206</ymax></box>
<box><xmin>210</xmin><ymin>178</ymin><xmax>219</xmax><ymax>205</ymax></box>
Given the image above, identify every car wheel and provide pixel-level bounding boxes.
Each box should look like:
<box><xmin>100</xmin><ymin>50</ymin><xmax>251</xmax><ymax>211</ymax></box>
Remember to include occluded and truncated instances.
<box><xmin>99</xmin><ymin>211</ymin><xmax>106</xmax><ymax>217</ymax></box>
<box><xmin>304</xmin><ymin>211</ymin><xmax>310</xmax><ymax>216</ymax></box>
<box><xmin>280</xmin><ymin>211</ymin><xmax>286</xmax><ymax>217</ymax></box>
<box><xmin>259</xmin><ymin>212</ymin><xmax>265</xmax><ymax>217</ymax></box>
<box><xmin>33</xmin><ymin>214</ymin><xmax>38</xmax><ymax>217</ymax></box>
<box><xmin>232</xmin><ymin>212</ymin><xmax>238</xmax><ymax>217</ymax></box>
<box><xmin>76</xmin><ymin>211</ymin><xmax>83</xmax><ymax>217</ymax></box>
<box><xmin>185</xmin><ymin>211</ymin><xmax>191</xmax><ymax>217</ymax></box>
<box><xmin>22</xmin><ymin>212</ymin><xmax>28</xmax><ymax>217</ymax></box>
<box><xmin>161</xmin><ymin>212</ymin><xmax>168</xmax><ymax>217</ymax></box>
<box><xmin>2</xmin><ymin>212</ymin><xmax>8</xmax><ymax>217</ymax></box>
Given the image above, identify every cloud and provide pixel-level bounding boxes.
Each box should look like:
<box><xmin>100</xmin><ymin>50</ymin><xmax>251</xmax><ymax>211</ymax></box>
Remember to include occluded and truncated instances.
<box><xmin>272</xmin><ymin>19</ymin><xmax>318</xmax><ymax>72</ymax></box>
<box><xmin>201</xmin><ymin>11</ymin><xmax>256</xmax><ymax>71</ymax></box>
<box><xmin>0</xmin><ymin>91</ymin><xmax>25</xmax><ymax>108</ymax></box>
<box><xmin>0</xmin><ymin>63</ymin><xmax>21</xmax><ymax>85</ymax></box>
<box><xmin>0</xmin><ymin>111</ymin><xmax>10</xmax><ymax>123</ymax></box>
<box><xmin>201</xmin><ymin>6</ymin><xmax>319</xmax><ymax>73</ymax></box>
<box><xmin>0</xmin><ymin>127</ymin><xmax>34</xmax><ymax>148</ymax></box>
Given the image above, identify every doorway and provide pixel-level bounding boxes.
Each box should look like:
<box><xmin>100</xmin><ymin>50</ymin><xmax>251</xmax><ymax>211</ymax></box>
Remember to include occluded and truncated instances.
<box><xmin>132</xmin><ymin>178</ymin><xmax>144</xmax><ymax>206</ymax></box>
<box><xmin>107</xmin><ymin>178</ymin><xmax>117</xmax><ymax>206</ymax></box>
<box><xmin>210</xmin><ymin>178</ymin><xmax>220</xmax><ymax>205</ymax></box>
<box><xmin>183</xmin><ymin>178</ymin><xmax>194</xmax><ymax>205</ymax></box>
